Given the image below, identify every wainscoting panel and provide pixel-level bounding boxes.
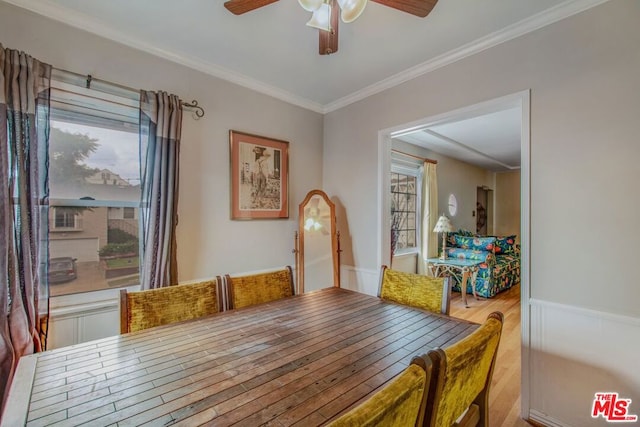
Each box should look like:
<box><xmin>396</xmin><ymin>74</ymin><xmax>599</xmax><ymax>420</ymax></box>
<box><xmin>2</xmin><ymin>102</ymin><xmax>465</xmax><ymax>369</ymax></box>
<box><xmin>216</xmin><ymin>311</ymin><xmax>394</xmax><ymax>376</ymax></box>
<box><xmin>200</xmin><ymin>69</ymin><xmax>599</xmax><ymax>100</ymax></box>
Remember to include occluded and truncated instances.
<box><xmin>48</xmin><ymin>301</ymin><xmax>120</xmax><ymax>349</ymax></box>
<box><xmin>47</xmin><ymin>287</ymin><xmax>125</xmax><ymax>349</ymax></box>
<box><xmin>529</xmin><ymin>299</ymin><xmax>640</xmax><ymax>426</ymax></box>
<box><xmin>340</xmin><ymin>265</ymin><xmax>380</xmax><ymax>296</ymax></box>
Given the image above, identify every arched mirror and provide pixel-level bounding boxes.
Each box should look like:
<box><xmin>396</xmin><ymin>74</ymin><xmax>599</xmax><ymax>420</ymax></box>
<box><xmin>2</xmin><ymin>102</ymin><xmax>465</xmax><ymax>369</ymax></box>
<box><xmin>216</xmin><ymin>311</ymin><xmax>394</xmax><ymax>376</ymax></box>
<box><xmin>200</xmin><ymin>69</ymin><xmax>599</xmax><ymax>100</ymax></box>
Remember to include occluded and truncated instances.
<box><xmin>296</xmin><ymin>190</ymin><xmax>340</xmax><ymax>293</ymax></box>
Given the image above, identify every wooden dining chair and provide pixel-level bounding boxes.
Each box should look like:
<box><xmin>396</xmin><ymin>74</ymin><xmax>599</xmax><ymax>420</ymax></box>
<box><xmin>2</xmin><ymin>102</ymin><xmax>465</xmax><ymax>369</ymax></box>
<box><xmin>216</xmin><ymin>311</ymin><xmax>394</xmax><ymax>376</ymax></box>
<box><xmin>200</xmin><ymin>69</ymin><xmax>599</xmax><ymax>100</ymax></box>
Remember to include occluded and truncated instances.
<box><xmin>226</xmin><ymin>265</ymin><xmax>294</xmax><ymax>309</ymax></box>
<box><xmin>378</xmin><ymin>265</ymin><xmax>451</xmax><ymax>315</ymax></box>
<box><xmin>120</xmin><ymin>279</ymin><xmax>220</xmax><ymax>333</ymax></box>
<box><xmin>425</xmin><ymin>311</ymin><xmax>504</xmax><ymax>427</ymax></box>
<box><xmin>326</xmin><ymin>354</ymin><xmax>432</xmax><ymax>427</ymax></box>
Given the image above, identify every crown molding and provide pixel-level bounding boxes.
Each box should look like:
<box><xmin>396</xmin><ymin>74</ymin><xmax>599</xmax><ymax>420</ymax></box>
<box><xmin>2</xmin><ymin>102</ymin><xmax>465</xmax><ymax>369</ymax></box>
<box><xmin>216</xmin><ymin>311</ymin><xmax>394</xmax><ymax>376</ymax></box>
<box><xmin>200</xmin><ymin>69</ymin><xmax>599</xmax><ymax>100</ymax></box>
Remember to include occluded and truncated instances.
<box><xmin>322</xmin><ymin>0</ymin><xmax>611</xmax><ymax>113</ymax></box>
<box><xmin>1</xmin><ymin>0</ymin><xmax>325</xmax><ymax>114</ymax></box>
<box><xmin>3</xmin><ymin>0</ymin><xmax>610</xmax><ymax>115</ymax></box>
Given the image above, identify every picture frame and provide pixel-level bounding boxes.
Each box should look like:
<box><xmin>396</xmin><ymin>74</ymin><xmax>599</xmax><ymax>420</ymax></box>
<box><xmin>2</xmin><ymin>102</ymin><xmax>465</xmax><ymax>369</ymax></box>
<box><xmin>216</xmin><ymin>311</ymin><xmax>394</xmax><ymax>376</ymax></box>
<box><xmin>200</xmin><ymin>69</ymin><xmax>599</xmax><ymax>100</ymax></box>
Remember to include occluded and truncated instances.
<box><xmin>229</xmin><ymin>130</ymin><xmax>289</xmax><ymax>219</ymax></box>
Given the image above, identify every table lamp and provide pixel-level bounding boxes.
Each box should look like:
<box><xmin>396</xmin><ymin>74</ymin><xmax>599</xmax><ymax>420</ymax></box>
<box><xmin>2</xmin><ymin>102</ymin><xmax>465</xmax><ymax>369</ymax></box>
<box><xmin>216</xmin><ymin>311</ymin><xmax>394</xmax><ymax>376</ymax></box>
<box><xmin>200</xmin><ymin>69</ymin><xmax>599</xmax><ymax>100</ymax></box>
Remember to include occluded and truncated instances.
<box><xmin>433</xmin><ymin>214</ymin><xmax>453</xmax><ymax>260</ymax></box>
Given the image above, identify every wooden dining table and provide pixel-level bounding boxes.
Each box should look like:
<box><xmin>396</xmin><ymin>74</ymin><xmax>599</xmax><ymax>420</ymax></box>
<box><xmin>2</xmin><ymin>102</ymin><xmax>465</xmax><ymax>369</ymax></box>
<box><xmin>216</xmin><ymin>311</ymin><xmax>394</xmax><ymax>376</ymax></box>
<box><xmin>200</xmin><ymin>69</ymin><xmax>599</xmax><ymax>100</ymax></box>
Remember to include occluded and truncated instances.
<box><xmin>2</xmin><ymin>287</ymin><xmax>478</xmax><ymax>427</ymax></box>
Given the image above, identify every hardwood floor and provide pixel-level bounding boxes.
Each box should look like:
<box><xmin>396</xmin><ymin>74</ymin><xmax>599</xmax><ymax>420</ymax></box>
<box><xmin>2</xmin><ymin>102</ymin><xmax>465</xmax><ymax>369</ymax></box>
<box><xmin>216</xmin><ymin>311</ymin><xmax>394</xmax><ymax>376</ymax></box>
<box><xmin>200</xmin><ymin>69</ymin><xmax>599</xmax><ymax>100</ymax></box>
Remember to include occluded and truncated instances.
<box><xmin>450</xmin><ymin>284</ymin><xmax>532</xmax><ymax>427</ymax></box>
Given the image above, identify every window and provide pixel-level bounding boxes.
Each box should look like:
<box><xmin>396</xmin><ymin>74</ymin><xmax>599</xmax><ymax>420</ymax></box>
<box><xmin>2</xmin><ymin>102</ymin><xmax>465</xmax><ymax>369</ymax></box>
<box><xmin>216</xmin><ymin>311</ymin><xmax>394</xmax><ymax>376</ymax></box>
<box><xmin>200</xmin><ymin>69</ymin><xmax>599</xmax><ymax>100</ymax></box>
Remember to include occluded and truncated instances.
<box><xmin>52</xmin><ymin>208</ymin><xmax>82</xmax><ymax>230</ymax></box>
<box><xmin>48</xmin><ymin>71</ymin><xmax>140</xmax><ymax>297</ymax></box>
<box><xmin>123</xmin><ymin>207</ymin><xmax>135</xmax><ymax>219</ymax></box>
<box><xmin>390</xmin><ymin>160</ymin><xmax>422</xmax><ymax>254</ymax></box>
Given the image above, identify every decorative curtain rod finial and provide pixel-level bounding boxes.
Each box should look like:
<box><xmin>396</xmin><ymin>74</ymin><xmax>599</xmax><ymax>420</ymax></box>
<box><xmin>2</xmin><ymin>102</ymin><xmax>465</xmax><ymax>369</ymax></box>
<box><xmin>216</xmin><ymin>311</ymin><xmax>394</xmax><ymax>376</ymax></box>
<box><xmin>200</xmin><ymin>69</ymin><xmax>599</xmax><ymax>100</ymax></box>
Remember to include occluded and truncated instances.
<box><xmin>182</xmin><ymin>100</ymin><xmax>204</xmax><ymax>119</ymax></box>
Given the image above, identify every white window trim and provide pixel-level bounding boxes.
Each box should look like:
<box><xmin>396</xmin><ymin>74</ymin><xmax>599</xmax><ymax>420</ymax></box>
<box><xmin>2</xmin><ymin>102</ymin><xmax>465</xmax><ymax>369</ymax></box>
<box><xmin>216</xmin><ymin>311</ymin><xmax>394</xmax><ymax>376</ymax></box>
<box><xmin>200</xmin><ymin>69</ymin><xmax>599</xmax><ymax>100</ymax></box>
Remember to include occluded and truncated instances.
<box><xmin>51</xmin><ymin>207</ymin><xmax>83</xmax><ymax>231</ymax></box>
<box><xmin>49</xmin><ymin>199</ymin><xmax>139</xmax><ymax>208</ymax></box>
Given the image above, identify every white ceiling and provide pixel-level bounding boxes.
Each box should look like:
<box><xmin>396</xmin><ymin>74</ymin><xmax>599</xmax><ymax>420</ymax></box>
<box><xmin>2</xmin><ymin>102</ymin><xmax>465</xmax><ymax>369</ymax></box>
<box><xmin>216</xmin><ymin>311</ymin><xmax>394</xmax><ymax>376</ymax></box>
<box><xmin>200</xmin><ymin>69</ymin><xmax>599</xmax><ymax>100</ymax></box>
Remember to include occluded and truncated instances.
<box><xmin>395</xmin><ymin>106</ymin><xmax>522</xmax><ymax>172</ymax></box>
<box><xmin>4</xmin><ymin>0</ymin><xmax>605</xmax><ymax>170</ymax></box>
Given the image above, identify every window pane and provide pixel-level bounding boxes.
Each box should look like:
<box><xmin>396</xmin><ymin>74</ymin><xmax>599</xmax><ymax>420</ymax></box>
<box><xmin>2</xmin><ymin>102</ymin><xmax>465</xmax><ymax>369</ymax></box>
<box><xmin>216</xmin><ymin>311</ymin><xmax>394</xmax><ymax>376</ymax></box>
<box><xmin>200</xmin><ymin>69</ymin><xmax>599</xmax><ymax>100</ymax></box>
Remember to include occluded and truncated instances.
<box><xmin>390</xmin><ymin>167</ymin><xmax>419</xmax><ymax>252</ymax></box>
<box><xmin>53</xmin><ymin>208</ymin><xmax>79</xmax><ymax>229</ymax></box>
<box><xmin>407</xmin><ymin>212</ymin><xmax>416</xmax><ymax>229</ymax></box>
<box><xmin>407</xmin><ymin>230</ymin><xmax>416</xmax><ymax>247</ymax></box>
<box><xmin>407</xmin><ymin>194</ymin><xmax>416</xmax><ymax>211</ymax></box>
<box><xmin>397</xmin><ymin>230</ymin><xmax>407</xmax><ymax>249</ymax></box>
<box><xmin>49</xmin><ymin>121</ymin><xmax>140</xmax><ymax>202</ymax></box>
<box><xmin>123</xmin><ymin>207</ymin><xmax>135</xmax><ymax>219</ymax></box>
<box><xmin>407</xmin><ymin>175</ymin><xmax>416</xmax><ymax>189</ymax></box>
<box><xmin>48</xmin><ymin>115</ymin><xmax>140</xmax><ymax>296</ymax></box>
<box><xmin>392</xmin><ymin>192</ymin><xmax>400</xmax><ymax>214</ymax></box>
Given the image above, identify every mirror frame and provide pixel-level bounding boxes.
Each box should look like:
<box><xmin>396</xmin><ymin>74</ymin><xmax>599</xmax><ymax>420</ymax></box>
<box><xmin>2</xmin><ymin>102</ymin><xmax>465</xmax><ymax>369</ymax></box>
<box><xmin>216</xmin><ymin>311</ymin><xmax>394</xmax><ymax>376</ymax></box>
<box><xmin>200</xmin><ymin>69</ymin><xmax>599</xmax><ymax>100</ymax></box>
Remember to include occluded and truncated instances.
<box><xmin>296</xmin><ymin>189</ymin><xmax>340</xmax><ymax>294</ymax></box>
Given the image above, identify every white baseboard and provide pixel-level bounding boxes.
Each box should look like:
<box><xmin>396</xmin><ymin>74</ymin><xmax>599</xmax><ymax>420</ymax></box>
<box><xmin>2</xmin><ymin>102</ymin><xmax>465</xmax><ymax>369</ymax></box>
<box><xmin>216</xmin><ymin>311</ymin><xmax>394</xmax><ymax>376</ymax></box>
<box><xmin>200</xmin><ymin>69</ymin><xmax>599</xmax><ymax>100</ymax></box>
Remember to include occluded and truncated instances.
<box><xmin>528</xmin><ymin>409</ymin><xmax>575</xmax><ymax>427</ymax></box>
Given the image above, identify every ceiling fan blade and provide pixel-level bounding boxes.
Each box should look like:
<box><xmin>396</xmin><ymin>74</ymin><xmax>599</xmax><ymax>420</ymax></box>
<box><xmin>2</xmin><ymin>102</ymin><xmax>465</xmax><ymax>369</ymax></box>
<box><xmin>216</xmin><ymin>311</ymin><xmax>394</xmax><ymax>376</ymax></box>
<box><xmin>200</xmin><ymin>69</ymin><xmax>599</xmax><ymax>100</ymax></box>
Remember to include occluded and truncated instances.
<box><xmin>319</xmin><ymin>0</ymin><xmax>339</xmax><ymax>55</ymax></box>
<box><xmin>224</xmin><ymin>0</ymin><xmax>279</xmax><ymax>15</ymax></box>
<box><xmin>371</xmin><ymin>0</ymin><xmax>438</xmax><ymax>18</ymax></box>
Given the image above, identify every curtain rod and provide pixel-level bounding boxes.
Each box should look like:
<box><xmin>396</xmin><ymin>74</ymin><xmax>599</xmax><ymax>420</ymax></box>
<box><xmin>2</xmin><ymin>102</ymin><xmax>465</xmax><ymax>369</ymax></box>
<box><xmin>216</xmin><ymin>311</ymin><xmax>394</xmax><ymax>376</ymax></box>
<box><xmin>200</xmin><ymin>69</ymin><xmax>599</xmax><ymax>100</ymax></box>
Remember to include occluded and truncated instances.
<box><xmin>391</xmin><ymin>149</ymin><xmax>437</xmax><ymax>164</ymax></box>
<box><xmin>53</xmin><ymin>67</ymin><xmax>205</xmax><ymax>119</ymax></box>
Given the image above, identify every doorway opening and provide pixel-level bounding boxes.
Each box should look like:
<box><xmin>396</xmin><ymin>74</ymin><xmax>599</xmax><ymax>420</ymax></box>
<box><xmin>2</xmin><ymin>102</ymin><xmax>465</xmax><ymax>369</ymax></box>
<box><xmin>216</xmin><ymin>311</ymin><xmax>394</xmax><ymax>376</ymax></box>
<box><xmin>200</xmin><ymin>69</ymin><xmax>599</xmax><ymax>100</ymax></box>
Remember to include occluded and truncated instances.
<box><xmin>377</xmin><ymin>90</ymin><xmax>531</xmax><ymax>420</ymax></box>
<box><xmin>476</xmin><ymin>186</ymin><xmax>493</xmax><ymax>235</ymax></box>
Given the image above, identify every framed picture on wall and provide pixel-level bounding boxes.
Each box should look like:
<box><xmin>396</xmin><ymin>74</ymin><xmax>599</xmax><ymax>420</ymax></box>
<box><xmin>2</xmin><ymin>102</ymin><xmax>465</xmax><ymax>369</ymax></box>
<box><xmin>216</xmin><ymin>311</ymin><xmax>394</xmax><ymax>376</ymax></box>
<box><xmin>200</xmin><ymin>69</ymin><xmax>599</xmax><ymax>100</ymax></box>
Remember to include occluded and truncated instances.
<box><xmin>229</xmin><ymin>130</ymin><xmax>289</xmax><ymax>219</ymax></box>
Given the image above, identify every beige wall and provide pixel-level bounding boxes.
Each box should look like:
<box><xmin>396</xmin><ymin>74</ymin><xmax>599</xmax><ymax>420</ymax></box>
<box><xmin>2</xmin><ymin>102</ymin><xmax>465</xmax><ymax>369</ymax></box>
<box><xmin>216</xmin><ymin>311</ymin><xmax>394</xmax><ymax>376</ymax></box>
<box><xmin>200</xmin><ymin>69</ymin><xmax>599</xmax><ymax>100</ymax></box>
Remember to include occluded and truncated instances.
<box><xmin>494</xmin><ymin>171</ymin><xmax>520</xmax><ymax>240</ymax></box>
<box><xmin>393</xmin><ymin>141</ymin><xmax>520</xmax><ymax>239</ymax></box>
<box><xmin>0</xmin><ymin>2</ymin><xmax>324</xmax><ymax>281</ymax></box>
<box><xmin>392</xmin><ymin>139</ymin><xmax>496</xmax><ymax>232</ymax></box>
<box><xmin>324</xmin><ymin>1</ymin><xmax>640</xmax><ymax>424</ymax></box>
<box><xmin>325</xmin><ymin>0</ymin><xmax>639</xmax><ymax>316</ymax></box>
<box><xmin>428</xmin><ymin>151</ymin><xmax>493</xmax><ymax>233</ymax></box>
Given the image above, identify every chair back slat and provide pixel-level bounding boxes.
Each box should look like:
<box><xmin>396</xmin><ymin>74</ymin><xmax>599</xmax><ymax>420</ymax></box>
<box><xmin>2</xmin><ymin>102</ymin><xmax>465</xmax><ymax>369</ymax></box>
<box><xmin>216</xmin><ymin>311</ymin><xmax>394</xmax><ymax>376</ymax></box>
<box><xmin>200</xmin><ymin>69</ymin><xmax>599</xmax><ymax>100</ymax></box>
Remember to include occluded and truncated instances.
<box><xmin>379</xmin><ymin>265</ymin><xmax>450</xmax><ymax>315</ymax></box>
<box><xmin>327</xmin><ymin>354</ymin><xmax>433</xmax><ymax>427</ymax></box>
<box><xmin>216</xmin><ymin>275</ymin><xmax>230</xmax><ymax>312</ymax></box>
<box><xmin>226</xmin><ymin>266</ymin><xmax>294</xmax><ymax>309</ymax></box>
<box><xmin>426</xmin><ymin>312</ymin><xmax>504</xmax><ymax>427</ymax></box>
<box><xmin>120</xmin><ymin>279</ymin><xmax>219</xmax><ymax>333</ymax></box>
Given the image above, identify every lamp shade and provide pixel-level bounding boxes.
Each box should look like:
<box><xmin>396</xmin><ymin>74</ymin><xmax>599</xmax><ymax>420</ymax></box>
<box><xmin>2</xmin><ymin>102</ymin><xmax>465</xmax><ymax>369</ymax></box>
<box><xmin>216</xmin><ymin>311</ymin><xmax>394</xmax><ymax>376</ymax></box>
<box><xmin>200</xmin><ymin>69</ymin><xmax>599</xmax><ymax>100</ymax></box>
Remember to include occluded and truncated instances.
<box><xmin>306</xmin><ymin>3</ymin><xmax>332</xmax><ymax>31</ymax></box>
<box><xmin>433</xmin><ymin>215</ymin><xmax>453</xmax><ymax>233</ymax></box>
<box><xmin>337</xmin><ymin>0</ymin><xmax>367</xmax><ymax>23</ymax></box>
<box><xmin>298</xmin><ymin>0</ymin><xmax>323</xmax><ymax>11</ymax></box>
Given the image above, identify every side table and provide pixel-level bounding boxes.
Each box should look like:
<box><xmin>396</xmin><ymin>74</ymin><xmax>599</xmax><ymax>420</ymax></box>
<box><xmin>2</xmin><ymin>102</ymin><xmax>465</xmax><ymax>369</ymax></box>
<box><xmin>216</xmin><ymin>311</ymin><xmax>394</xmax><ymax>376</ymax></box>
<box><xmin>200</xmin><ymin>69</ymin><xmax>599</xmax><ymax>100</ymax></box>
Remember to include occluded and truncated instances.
<box><xmin>426</xmin><ymin>257</ymin><xmax>481</xmax><ymax>307</ymax></box>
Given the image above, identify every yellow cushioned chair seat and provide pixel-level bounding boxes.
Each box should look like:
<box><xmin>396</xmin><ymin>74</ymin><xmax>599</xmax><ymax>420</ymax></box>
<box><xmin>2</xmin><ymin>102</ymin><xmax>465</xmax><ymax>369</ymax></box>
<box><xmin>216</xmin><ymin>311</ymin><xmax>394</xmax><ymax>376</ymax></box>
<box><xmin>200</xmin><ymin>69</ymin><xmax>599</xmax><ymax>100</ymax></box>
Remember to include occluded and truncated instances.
<box><xmin>380</xmin><ymin>266</ymin><xmax>448</xmax><ymax>314</ymax></box>
<box><xmin>327</xmin><ymin>362</ymin><xmax>428</xmax><ymax>427</ymax></box>
<box><xmin>228</xmin><ymin>267</ymin><xmax>294</xmax><ymax>309</ymax></box>
<box><xmin>122</xmin><ymin>280</ymin><xmax>218</xmax><ymax>333</ymax></box>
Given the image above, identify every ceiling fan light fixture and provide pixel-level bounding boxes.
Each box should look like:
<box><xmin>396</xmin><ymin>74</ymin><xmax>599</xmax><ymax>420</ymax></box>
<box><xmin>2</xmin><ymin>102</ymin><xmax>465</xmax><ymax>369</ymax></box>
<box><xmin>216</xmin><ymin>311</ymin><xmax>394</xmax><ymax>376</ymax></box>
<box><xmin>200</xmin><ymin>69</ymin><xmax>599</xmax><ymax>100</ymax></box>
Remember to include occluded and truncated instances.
<box><xmin>298</xmin><ymin>0</ymin><xmax>323</xmax><ymax>12</ymax></box>
<box><xmin>337</xmin><ymin>0</ymin><xmax>367</xmax><ymax>23</ymax></box>
<box><xmin>306</xmin><ymin>3</ymin><xmax>332</xmax><ymax>32</ymax></box>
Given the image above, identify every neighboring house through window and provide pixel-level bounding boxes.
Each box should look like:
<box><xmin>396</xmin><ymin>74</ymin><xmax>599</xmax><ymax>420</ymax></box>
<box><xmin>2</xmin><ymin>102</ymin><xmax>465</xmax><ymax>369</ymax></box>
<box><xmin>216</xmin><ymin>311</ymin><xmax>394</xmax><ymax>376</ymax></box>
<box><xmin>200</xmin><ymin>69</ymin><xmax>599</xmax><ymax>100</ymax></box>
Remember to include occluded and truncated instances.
<box><xmin>123</xmin><ymin>207</ymin><xmax>135</xmax><ymax>219</ymax></box>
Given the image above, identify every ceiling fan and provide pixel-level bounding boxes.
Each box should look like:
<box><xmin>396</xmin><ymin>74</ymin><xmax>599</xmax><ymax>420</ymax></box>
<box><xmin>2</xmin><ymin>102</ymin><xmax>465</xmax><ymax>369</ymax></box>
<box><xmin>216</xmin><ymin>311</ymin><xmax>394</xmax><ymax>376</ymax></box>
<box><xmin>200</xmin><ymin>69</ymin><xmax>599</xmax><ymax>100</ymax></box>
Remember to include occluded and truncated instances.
<box><xmin>223</xmin><ymin>0</ymin><xmax>438</xmax><ymax>55</ymax></box>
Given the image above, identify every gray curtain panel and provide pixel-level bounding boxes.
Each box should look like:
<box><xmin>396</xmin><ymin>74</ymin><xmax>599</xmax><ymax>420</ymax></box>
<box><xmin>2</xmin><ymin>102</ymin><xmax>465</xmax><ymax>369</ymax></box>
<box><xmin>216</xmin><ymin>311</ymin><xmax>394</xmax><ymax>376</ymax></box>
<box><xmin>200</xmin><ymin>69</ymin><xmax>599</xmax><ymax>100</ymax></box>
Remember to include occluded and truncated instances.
<box><xmin>139</xmin><ymin>90</ymin><xmax>182</xmax><ymax>290</ymax></box>
<box><xmin>0</xmin><ymin>44</ymin><xmax>51</xmax><ymax>407</ymax></box>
